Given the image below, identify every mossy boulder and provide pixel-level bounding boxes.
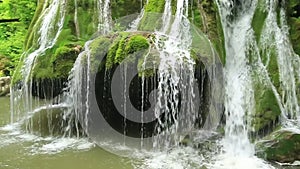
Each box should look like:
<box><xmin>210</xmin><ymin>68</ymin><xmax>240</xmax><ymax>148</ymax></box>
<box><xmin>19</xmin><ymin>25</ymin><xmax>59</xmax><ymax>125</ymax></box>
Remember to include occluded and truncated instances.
<box><xmin>256</xmin><ymin>129</ymin><xmax>300</xmax><ymax>163</ymax></box>
<box><xmin>88</xmin><ymin>32</ymin><xmax>154</xmax><ymax>76</ymax></box>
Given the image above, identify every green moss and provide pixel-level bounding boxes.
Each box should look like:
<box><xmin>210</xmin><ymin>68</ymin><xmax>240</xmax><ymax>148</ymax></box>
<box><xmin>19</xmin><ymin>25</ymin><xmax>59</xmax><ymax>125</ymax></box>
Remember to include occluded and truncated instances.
<box><xmin>25</xmin><ymin>0</ymin><xmax>45</xmax><ymax>50</ymax></box>
<box><xmin>105</xmin><ymin>33</ymin><xmax>150</xmax><ymax>71</ymax></box>
<box><xmin>196</xmin><ymin>0</ymin><xmax>226</xmax><ymax>65</ymax></box>
<box><xmin>289</xmin><ymin>17</ymin><xmax>300</xmax><ymax>55</ymax></box>
<box><xmin>251</xmin><ymin>0</ymin><xmax>268</xmax><ymax>42</ymax></box>
<box><xmin>125</xmin><ymin>34</ymin><xmax>150</xmax><ymax>54</ymax></box>
<box><xmin>252</xmin><ymin>86</ymin><xmax>281</xmax><ymax>132</ymax></box>
<box><xmin>32</xmin><ymin>43</ymin><xmax>81</xmax><ymax>80</ymax></box>
<box><xmin>144</xmin><ymin>0</ymin><xmax>165</xmax><ymax>13</ymax></box>
<box><xmin>115</xmin><ymin>33</ymin><xmax>128</xmax><ymax>64</ymax></box>
<box><xmin>287</xmin><ymin>0</ymin><xmax>300</xmax><ymax>56</ymax></box>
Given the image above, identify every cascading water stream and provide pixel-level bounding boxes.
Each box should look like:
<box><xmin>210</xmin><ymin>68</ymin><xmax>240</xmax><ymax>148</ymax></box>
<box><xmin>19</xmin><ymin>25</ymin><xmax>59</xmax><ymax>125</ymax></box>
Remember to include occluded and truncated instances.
<box><xmin>97</xmin><ymin>0</ymin><xmax>112</xmax><ymax>34</ymax></box>
<box><xmin>63</xmin><ymin>0</ymin><xmax>113</xmax><ymax>137</ymax></box>
<box><xmin>215</xmin><ymin>0</ymin><xmax>275</xmax><ymax>168</ymax></box>
<box><xmin>10</xmin><ymin>0</ymin><xmax>66</xmax><ymax>132</ymax></box>
<box><xmin>259</xmin><ymin>0</ymin><xmax>300</xmax><ymax>127</ymax></box>
<box><xmin>152</xmin><ymin>0</ymin><xmax>196</xmax><ymax>150</ymax></box>
<box><xmin>218</xmin><ymin>0</ymin><xmax>256</xmax><ymax>157</ymax></box>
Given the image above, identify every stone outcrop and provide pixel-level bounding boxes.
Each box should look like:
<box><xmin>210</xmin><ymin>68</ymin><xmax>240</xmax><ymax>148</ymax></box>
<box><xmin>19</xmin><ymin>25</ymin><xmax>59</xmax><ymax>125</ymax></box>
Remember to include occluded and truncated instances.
<box><xmin>0</xmin><ymin>76</ymin><xmax>10</xmax><ymax>96</ymax></box>
<box><xmin>256</xmin><ymin>129</ymin><xmax>300</xmax><ymax>163</ymax></box>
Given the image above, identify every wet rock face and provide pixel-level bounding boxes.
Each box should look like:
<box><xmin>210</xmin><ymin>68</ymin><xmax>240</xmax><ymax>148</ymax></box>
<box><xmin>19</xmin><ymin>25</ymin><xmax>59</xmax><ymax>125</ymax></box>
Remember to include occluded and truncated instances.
<box><xmin>0</xmin><ymin>76</ymin><xmax>10</xmax><ymax>96</ymax></box>
<box><xmin>256</xmin><ymin>130</ymin><xmax>300</xmax><ymax>163</ymax></box>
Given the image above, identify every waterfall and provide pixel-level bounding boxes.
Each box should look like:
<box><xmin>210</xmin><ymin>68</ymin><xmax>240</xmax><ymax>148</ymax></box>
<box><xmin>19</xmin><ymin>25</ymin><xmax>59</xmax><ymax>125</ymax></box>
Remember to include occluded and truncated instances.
<box><xmin>215</xmin><ymin>0</ymin><xmax>274</xmax><ymax>168</ymax></box>
<box><xmin>11</xmin><ymin>0</ymin><xmax>66</xmax><ymax>133</ymax></box>
<box><xmin>214</xmin><ymin>0</ymin><xmax>299</xmax><ymax>167</ymax></box>
<box><xmin>216</xmin><ymin>0</ymin><xmax>256</xmax><ymax>157</ymax></box>
<box><xmin>63</xmin><ymin>0</ymin><xmax>113</xmax><ymax>137</ymax></box>
<box><xmin>97</xmin><ymin>0</ymin><xmax>112</xmax><ymax>34</ymax></box>
<box><xmin>10</xmin><ymin>0</ymin><xmax>112</xmax><ymax>136</ymax></box>
<box><xmin>152</xmin><ymin>0</ymin><xmax>196</xmax><ymax>150</ymax></box>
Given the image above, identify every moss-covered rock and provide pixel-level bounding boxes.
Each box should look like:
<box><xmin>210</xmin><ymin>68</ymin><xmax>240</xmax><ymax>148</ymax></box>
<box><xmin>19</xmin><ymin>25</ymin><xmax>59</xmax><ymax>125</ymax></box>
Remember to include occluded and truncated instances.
<box><xmin>256</xmin><ymin>129</ymin><xmax>300</xmax><ymax>163</ymax></box>
<box><xmin>0</xmin><ymin>76</ymin><xmax>11</xmax><ymax>97</ymax></box>
<box><xmin>251</xmin><ymin>0</ymin><xmax>268</xmax><ymax>42</ymax></box>
<box><xmin>111</xmin><ymin>0</ymin><xmax>144</xmax><ymax>20</ymax></box>
<box><xmin>287</xmin><ymin>0</ymin><xmax>300</xmax><ymax>56</ymax></box>
<box><xmin>32</xmin><ymin>44</ymin><xmax>82</xmax><ymax>80</ymax></box>
<box><xmin>251</xmin><ymin>86</ymin><xmax>281</xmax><ymax>133</ymax></box>
<box><xmin>192</xmin><ymin>0</ymin><xmax>226</xmax><ymax>65</ymax></box>
<box><xmin>91</xmin><ymin>32</ymin><xmax>155</xmax><ymax>76</ymax></box>
<box><xmin>249</xmin><ymin>0</ymin><xmax>282</xmax><ymax>134</ymax></box>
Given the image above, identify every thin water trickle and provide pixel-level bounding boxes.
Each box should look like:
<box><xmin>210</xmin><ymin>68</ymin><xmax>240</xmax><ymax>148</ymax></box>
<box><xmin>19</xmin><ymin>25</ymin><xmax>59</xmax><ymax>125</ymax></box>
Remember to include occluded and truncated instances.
<box><xmin>97</xmin><ymin>0</ymin><xmax>112</xmax><ymax>34</ymax></box>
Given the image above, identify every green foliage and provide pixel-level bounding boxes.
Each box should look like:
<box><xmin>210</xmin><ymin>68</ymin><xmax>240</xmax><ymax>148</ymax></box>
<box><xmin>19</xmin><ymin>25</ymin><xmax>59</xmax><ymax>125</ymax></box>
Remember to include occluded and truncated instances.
<box><xmin>0</xmin><ymin>0</ymin><xmax>36</xmax><ymax>77</ymax></box>
<box><xmin>144</xmin><ymin>0</ymin><xmax>165</xmax><ymax>13</ymax></box>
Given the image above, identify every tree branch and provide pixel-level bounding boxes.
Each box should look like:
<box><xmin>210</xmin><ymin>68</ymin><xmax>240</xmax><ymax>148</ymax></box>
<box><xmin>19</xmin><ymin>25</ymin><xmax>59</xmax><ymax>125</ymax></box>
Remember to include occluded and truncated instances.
<box><xmin>0</xmin><ymin>18</ymin><xmax>20</xmax><ymax>23</ymax></box>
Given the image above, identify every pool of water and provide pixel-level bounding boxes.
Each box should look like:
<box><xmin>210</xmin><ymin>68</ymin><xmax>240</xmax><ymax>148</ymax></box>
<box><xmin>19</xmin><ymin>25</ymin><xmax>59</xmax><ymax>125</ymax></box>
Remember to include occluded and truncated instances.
<box><xmin>1</xmin><ymin>97</ymin><xmax>299</xmax><ymax>169</ymax></box>
<box><xmin>0</xmin><ymin>97</ymin><xmax>135</xmax><ymax>169</ymax></box>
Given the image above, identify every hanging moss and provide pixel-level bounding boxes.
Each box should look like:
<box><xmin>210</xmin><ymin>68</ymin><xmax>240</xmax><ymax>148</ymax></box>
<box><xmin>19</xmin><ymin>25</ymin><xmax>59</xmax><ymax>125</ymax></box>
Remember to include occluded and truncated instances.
<box><xmin>32</xmin><ymin>43</ymin><xmax>81</xmax><ymax>80</ymax></box>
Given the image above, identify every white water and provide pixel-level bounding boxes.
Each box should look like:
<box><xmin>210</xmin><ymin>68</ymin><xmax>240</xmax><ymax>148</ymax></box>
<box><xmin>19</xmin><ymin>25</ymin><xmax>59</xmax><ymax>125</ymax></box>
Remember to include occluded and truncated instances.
<box><xmin>152</xmin><ymin>0</ymin><xmax>197</xmax><ymax>150</ymax></box>
<box><xmin>6</xmin><ymin>0</ymin><xmax>300</xmax><ymax>168</ymax></box>
<box><xmin>97</xmin><ymin>0</ymin><xmax>112</xmax><ymax>34</ymax></box>
<box><xmin>217</xmin><ymin>0</ymin><xmax>256</xmax><ymax>157</ymax></box>
<box><xmin>215</xmin><ymin>0</ymin><xmax>275</xmax><ymax>168</ymax></box>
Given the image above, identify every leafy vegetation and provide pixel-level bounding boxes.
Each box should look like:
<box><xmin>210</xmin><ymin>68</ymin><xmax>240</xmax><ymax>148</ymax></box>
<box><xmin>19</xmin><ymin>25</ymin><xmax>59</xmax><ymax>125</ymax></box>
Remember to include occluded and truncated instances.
<box><xmin>0</xmin><ymin>0</ymin><xmax>36</xmax><ymax>76</ymax></box>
